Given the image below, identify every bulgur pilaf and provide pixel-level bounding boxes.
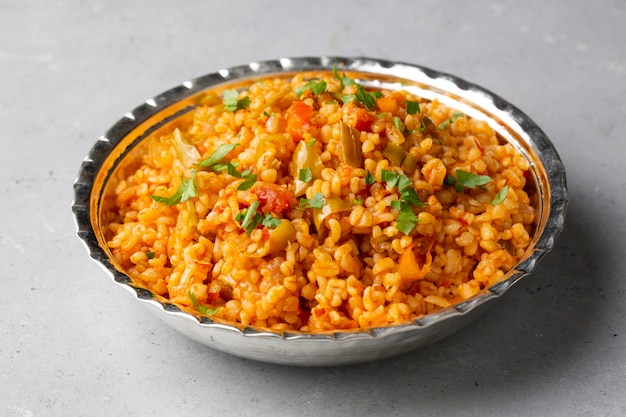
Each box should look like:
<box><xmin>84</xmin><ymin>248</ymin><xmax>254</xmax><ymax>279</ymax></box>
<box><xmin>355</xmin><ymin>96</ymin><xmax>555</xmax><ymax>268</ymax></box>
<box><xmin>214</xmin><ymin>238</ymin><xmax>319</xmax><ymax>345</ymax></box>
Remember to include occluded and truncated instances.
<box><xmin>105</xmin><ymin>69</ymin><xmax>536</xmax><ymax>332</ymax></box>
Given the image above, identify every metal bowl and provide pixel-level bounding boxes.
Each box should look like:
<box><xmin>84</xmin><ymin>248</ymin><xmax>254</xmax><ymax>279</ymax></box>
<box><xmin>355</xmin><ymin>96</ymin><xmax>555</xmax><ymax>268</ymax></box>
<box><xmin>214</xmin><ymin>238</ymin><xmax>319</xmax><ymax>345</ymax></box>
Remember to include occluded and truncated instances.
<box><xmin>72</xmin><ymin>57</ymin><xmax>568</xmax><ymax>366</ymax></box>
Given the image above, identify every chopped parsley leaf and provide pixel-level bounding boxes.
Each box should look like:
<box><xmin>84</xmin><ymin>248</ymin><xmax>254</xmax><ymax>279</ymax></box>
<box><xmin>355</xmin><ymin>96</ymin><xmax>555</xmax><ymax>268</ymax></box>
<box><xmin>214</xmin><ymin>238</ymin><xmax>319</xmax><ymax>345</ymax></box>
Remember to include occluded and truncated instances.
<box><xmin>196</xmin><ymin>143</ymin><xmax>239</xmax><ymax>168</ymax></box>
<box><xmin>236</xmin><ymin>200</ymin><xmax>262</xmax><ymax>235</ymax></box>
<box><xmin>146</xmin><ymin>251</ymin><xmax>155</xmax><ymax>259</ymax></box>
<box><xmin>438</xmin><ymin>112</ymin><xmax>464</xmax><ymax>130</ymax></box>
<box><xmin>151</xmin><ymin>169</ymin><xmax>198</xmax><ymax>206</ymax></box>
<box><xmin>308</xmin><ymin>192</ymin><xmax>325</xmax><ymax>208</ymax></box>
<box><xmin>332</xmin><ymin>65</ymin><xmax>380</xmax><ymax>110</ymax></box>
<box><xmin>365</xmin><ymin>170</ymin><xmax>376</xmax><ymax>185</ymax></box>
<box><xmin>299</xmin><ymin>167</ymin><xmax>313</xmax><ymax>182</ymax></box>
<box><xmin>339</xmin><ymin>94</ymin><xmax>357</xmax><ymax>104</ymax></box>
<box><xmin>222</xmin><ymin>90</ymin><xmax>250</xmax><ymax>111</ymax></box>
<box><xmin>491</xmin><ymin>185</ymin><xmax>509</xmax><ymax>205</ymax></box>
<box><xmin>295</xmin><ymin>79</ymin><xmax>327</xmax><ymax>97</ymax></box>
<box><xmin>396</xmin><ymin>203</ymin><xmax>419</xmax><ymax>235</ymax></box>
<box><xmin>381</xmin><ymin>169</ymin><xmax>400</xmax><ymax>189</ymax></box>
<box><xmin>394</xmin><ymin>116</ymin><xmax>404</xmax><ymax>132</ymax></box>
<box><xmin>189</xmin><ymin>291</ymin><xmax>219</xmax><ymax>316</ymax></box>
<box><xmin>449</xmin><ymin>169</ymin><xmax>493</xmax><ymax>192</ymax></box>
<box><xmin>237</xmin><ymin>174</ymin><xmax>257</xmax><ymax>191</ymax></box>
<box><xmin>381</xmin><ymin>169</ymin><xmax>425</xmax><ymax>234</ymax></box>
<box><xmin>355</xmin><ymin>85</ymin><xmax>380</xmax><ymax>111</ymax></box>
<box><xmin>299</xmin><ymin>192</ymin><xmax>325</xmax><ymax>209</ymax></box>
<box><xmin>261</xmin><ymin>213</ymin><xmax>281</xmax><ymax>228</ymax></box>
<box><xmin>406</xmin><ymin>100</ymin><xmax>420</xmax><ymax>115</ymax></box>
<box><xmin>196</xmin><ymin>143</ymin><xmax>256</xmax><ymax>189</ymax></box>
<box><xmin>211</xmin><ymin>160</ymin><xmax>240</xmax><ymax>176</ymax></box>
<box><xmin>333</xmin><ymin>65</ymin><xmax>356</xmax><ymax>88</ymax></box>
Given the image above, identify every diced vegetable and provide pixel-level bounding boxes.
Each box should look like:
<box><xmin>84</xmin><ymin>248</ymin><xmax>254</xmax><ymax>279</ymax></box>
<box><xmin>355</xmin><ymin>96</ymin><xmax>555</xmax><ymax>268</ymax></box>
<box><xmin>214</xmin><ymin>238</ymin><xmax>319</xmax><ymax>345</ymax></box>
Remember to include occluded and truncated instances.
<box><xmin>382</xmin><ymin>143</ymin><xmax>417</xmax><ymax>174</ymax></box>
<box><xmin>340</xmin><ymin>120</ymin><xmax>362</xmax><ymax>167</ymax></box>
<box><xmin>376</xmin><ymin>95</ymin><xmax>398</xmax><ymax>113</ymax></box>
<box><xmin>292</xmin><ymin>140</ymin><xmax>324</xmax><ymax>196</ymax></box>
<box><xmin>286</xmin><ymin>101</ymin><xmax>313</xmax><ymax>141</ymax></box>
<box><xmin>198</xmin><ymin>92</ymin><xmax>222</xmax><ymax>107</ymax></box>
<box><xmin>398</xmin><ymin>240</ymin><xmax>434</xmax><ymax>281</ymax></box>
<box><xmin>400</xmin><ymin>153</ymin><xmax>417</xmax><ymax>173</ymax></box>
<box><xmin>311</xmin><ymin>196</ymin><xmax>351</xmax><ymax>232</ymax></box>
<box><xmin>265</xmin><ymin>220</ymin><xmax>296</xmax><ymax>255</ymax></box>
<box><xmin>382</xmin><ymin>143</ymin><xmax>407</xmax><ymax>166</ymax></box>
<box><xmin>171</xmin><ymin>128</ymin><xmax>200</xmax><ymax>168</ymax></box>
<box><xmin>252</xmin><ymin>183</ymin><xmax>293</xmax><ymax>214</ymax></box>
<box><xmin>420</xmin><ymin>115</ymin><xmax>435</xmax><ymax>134</ymax></box>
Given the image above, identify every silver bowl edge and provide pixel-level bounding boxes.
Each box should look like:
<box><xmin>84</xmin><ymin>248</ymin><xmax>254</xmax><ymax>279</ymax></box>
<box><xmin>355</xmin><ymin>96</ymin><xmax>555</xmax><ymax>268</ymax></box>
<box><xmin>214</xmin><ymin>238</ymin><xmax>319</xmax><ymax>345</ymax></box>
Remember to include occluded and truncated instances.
<box><xmin>72</xmin><ymin>56</ymin><xmax>568</xmax><ymax>366</ymax></box>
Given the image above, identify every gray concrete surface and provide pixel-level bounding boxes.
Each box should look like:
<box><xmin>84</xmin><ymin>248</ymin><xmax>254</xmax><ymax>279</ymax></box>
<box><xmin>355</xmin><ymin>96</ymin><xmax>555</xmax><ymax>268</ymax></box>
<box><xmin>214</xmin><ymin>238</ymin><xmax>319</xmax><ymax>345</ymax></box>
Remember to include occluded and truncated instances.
<box><xmin>1</xmin><ymin>0</ymin><xmax>625</xmax><ymax>415</ymax></box>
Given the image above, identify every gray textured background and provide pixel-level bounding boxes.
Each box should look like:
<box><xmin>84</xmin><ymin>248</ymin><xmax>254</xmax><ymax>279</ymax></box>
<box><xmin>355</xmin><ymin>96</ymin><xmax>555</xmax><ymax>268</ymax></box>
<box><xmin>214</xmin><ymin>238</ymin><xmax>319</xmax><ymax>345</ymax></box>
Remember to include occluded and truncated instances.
<box><xmin>1</xmin><ymin>1</ymin><xmax>625</xmax><ymax>416</ymax></box>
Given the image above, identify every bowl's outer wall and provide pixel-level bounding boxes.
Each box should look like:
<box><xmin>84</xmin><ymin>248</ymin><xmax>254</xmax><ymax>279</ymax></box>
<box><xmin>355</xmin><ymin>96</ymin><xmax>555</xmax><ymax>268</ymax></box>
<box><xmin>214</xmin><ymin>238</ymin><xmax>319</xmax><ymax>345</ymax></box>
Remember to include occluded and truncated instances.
<box><xmin>73</xmin><ymin>56</ymin><xmax>568</xmax><ymax>366</ymax></box>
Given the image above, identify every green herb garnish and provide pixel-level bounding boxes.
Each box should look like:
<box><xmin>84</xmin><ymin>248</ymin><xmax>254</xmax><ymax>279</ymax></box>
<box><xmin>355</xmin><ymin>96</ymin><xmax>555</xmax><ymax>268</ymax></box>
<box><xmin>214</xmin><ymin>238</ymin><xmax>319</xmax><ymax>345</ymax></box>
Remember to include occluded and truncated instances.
<box><xmin>236</xmin><ymin>200</ymin><xmax>262</xmax><ymax>235</ymax></box>
<box><xmin>332</xmin><ymin>65</ymin><xmax>380</xmax><ymax>110</ymax></box>
<box><xmin>237</xmin><ymin>174</ymin><xmax>257</xmax><ymax>191</ymax></box>
<box><xmin>295</xmin><ymin>79</ymin><xmax>327</xmax><ymax>97</ymax></box>
<box><xmin>365</xmin><ymin>170</ymin><xmax>376</xmax><ymax>186</ymax></box>
<box><xmin>339</xmin><ymin>94</ymin><xmax>357</xmax><ymax>104</ymax></box>
<box><xmin>308</xmin><ymin>138</ymin><xmax>317</xmax><ymax>147</ymax></box>
<box><xmin>236</xmin><ymin>201</ymin><xmax>280</xmax><ymax>234</ymax></box>
<box><xmin>381</xmin><ymin>169</ymin><xmax>425</xmax><ymax>234</ymax></box>
<box><xmin>491</xmin><ymin>185</ymin><xmax>508</xmax><ymax>205</ymax></box>
<box><xmin>196</xmin><ymin>143</ymin><xmax>256</xmax><ymax>189</ymax></box>
<box><xmin>438</xmin><ymin>112</ymin><xmax>464</xmax><ymax>130</ymax></box>
<box><xmin>298</xmin><ymin>192</ymin><xmax>325</xmax><ymax>209</ymax></box>
<box><xmin>211</xmin><ymin>160</ymin><xmax>241</xmax><ymax>176</ymax></box>
<box><xmin>189</xmin><ymin>291</ymin><xmax>219</xmax><ymax>316</ymax></box>
<box><xmin>355</xmin><ymin>85</ymin><xmax>381</xmax><ymax>111</ymax></box>
<box><xmin>222</xmin><ymin>90</ymin><xmax>250</xmax><ymax>111</ymax></box>
<box><xmin>196</xmin><ymin>143</ymin><xmax>239</xmax><ymax>168</ymax></box>
<box><xmin>151</xmin><ymin>169</ymin><xmax>198</xmax><ymax>206</ymax></box>
<box><xmin>382</xmin><ymin>169</ymin><xmax>400</xmax><ymax>188</ymax></box>
<box><xmin>394</xmin><ymin>116</ymin><xmax>404</xmax><ymax>132</ymax></box>
<box><xmin>333</xmin><ymin>65</ymin><xmax>356</xmax><ymax>88</ymax></box>
<box><xmin>447</xmin><ymin>169</ymin><xmax>493</xmax><ymax>192</ymax></box>
<box><xmin>299</xmin><ymin>167</ymin><xmax>313</xmax><ymax>182</ymax></box>
<box><xmin>396</xmin><ymin>203</ymin><xmax>419</xmax><ymax>235</ymax></box>
<box><xmin>146</xmin><ymin>251</ymin><xmax>155</xmax><ymax>259</ymax></box>
<box><xmin>406</xmin><ymin>101</ymin><xmax>420</xmax><ymax>115</ymax></box>
<box><xmin>261</xmin><ymin>213</ymin><xmax>281</xmax><ymax>228</ymax></box>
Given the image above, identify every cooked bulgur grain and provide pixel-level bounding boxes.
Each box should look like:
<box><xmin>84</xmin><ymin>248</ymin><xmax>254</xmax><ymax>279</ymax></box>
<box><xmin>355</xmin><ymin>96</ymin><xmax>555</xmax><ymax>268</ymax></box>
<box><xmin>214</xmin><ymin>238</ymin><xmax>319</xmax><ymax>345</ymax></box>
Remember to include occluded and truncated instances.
<box><xmin>105</xmin><ymin>70</ymin><xmax>536</xmax><ymax>331</ymax></box>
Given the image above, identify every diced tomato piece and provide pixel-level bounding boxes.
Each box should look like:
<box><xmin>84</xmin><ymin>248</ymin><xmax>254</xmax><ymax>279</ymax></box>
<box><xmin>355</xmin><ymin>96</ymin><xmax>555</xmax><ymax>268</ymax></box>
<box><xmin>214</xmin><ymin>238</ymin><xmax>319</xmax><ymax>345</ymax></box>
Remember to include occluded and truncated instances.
<box><xmin>355</xmin><ymin>108</ymin><xmax>376</xmax><ymax>132</ymax></box>
<box><xmin>252</xmin><ymin>183</ymin><xmax>293</xmax><ymax>214</ymax></box>
<box><xmin>313</xmin><ymin>307</ymin><xmax>326</xmax><ymax>317</ymax></box>
<box><xmin>286</xmin><ymin>101</ymin><xmax>313</xmax><ymax>141</ymax></box>
<box><xmin>344</xmin><ymin>105</ymin><xmax>376</xmax><ymax>132</ymax></box>
<box><xmin>206</xmin><ymin>292</ymin><xmax>220</xmax><ymax>303</ymax></box>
